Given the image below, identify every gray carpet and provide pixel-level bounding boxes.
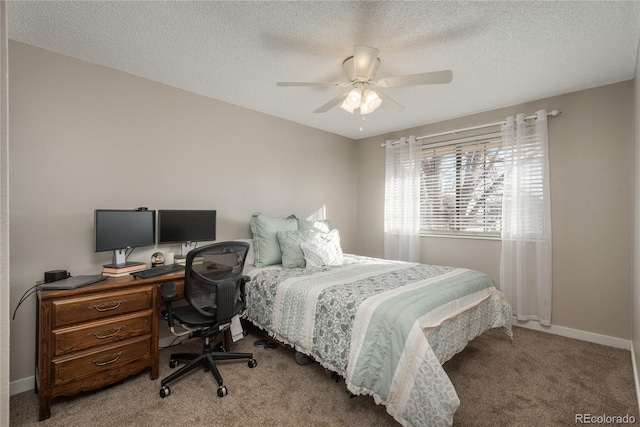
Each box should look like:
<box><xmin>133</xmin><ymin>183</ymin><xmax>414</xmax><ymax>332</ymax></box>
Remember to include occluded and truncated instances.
<box><xmin>10</xmin><ymin>326</ymin><xmax>638</xmax><ymax>426</ymax></box>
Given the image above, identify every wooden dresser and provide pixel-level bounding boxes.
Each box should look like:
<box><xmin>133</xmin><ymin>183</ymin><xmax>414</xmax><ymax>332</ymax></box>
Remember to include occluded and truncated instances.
<box><xmin>36</xmin><ymin>272</ymin><xmax>184</xmax><ymax>421</ymax></box>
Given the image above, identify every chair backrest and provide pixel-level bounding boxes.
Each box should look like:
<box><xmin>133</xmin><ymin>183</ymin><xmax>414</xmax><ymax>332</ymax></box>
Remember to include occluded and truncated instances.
<box><xmin>183</xmin><ymin>241</ymin><xmax>250</xmax><ymax>324</ymax></box>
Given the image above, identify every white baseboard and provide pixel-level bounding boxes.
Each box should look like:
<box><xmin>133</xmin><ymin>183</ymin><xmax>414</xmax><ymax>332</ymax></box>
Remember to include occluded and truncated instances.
<box><xmin>512</xmin><ymin>317</ymin><xmax>632</xmax><ymax>350</ymax></box>
<box><xmin>632</xmin><ymin>344</ymin><xmax>640</xmax><ymax>414</ymax></box>
<box><xmin>10</xmin><ymin>376</ymin><xmax>33</xmax><ymax>396</ymax></box>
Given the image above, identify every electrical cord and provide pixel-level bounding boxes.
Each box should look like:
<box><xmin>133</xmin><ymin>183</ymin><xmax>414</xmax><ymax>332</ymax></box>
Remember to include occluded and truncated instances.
<box><xmin>12</xmin><ymin>272</ymin><xmax>80</xmax><ymax>319</ymax></box>
<box><xmin>12</xmin><ymin>283</ymin><xmax>43</xmax><ymax>320</ymax></box>
<box><xmin>159</xmin><ymin>335</ymin><xmax>184</xmax><ymax>351</ymax></box>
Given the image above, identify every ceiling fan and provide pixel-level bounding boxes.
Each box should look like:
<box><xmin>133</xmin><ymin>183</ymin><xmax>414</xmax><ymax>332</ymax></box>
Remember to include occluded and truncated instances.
<box><xmin>277</xmin><ymin>45</ymin><xmax>453</xmax><ymax>115</ymax></box>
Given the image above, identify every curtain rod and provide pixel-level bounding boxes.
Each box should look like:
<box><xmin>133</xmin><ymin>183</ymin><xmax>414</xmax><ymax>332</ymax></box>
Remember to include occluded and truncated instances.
<box><xmin>381</xmin><ymin>109</ymin><xmax>561</xmax><ymax>147</ymax></box>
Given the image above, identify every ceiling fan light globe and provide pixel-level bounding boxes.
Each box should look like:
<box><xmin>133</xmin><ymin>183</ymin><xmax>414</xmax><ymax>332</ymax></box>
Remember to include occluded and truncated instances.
<box><xmin>345</xmin><ymin>88</ymin><xmax>362</xmax><ymax>109</ymax></box>
<box><xmin>363</xmin><ymin>89</ymin><xmax>382</xmax><ymax>111</ymax></box>
<box><xmin>340</xmin><ymin>100</ymin><xmax>355</xmax><ymax>114</ymax></box>
<box><xmin>360</xmin><ymin>104</ymin><xmax>373</xmax><ymax>115</ymax></box>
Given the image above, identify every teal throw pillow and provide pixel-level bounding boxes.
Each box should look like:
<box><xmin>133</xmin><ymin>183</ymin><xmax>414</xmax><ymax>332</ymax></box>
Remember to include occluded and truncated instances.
<box><xmin>298</xmin><ymin>218</ymin><xmax>331</xmax><ymax>233</ymax></box>
<box><xmin>250</xmin><ymin>213</ymin><xmax>298</xmax><ymax>267</ymax></box>
<box><xmin>277</xmin><ymin>230</ymin><xmax>316</xmax><ymax>268</ymax></box>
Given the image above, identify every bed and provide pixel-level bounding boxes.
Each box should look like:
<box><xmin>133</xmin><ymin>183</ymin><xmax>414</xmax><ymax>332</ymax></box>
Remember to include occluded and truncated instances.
<box><xmin>241</xmin><ymin>214</ymin><xmax>512</xmax><ymax>426</ymax></box>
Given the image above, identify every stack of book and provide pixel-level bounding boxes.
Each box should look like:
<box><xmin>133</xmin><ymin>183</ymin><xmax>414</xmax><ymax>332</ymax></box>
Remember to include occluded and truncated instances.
<box><xmin>175</xmin><ymin>256</ymin><xmax>203</xmax><ymax>266</ymax></box>
<box><xmin>102</xmin><ymin>261</ymin><xmax>147</xmax><ymax>277</ymax></box>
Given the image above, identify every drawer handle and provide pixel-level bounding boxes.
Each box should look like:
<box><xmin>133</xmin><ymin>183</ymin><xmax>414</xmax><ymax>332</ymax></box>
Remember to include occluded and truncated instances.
<box><xmin>88</xmin><ymin>300</ymin><xmax>127</xmax><ymax>312</ymax></box>
<box><xmin>92</xmin><ymin>352</ymin><xmax>124</xmax><ymax>366</ymax></box>
<box><xmin>90</xmin><ymin>326</ymin><xmax>127</xmax><ymax>339</ymax></box>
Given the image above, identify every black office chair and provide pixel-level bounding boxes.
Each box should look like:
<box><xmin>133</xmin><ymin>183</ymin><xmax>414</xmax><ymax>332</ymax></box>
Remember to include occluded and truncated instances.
<box><xmin>159</xmin><ymin>241</ymin><xmax>257</xmax><ymax>399</ymax></box>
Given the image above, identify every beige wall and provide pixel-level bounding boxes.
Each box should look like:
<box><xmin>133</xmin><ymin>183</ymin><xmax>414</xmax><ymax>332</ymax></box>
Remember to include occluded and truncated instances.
<box><xmin>8</xmin><ymin>42</ymin><xmax>358</xmax><ymax>383</ymax></box>
<box><xmin>633</xmin><ymin>29</ymin><xmax>640</xmax><ymax>404</ymax></box>
<box><xmin>357</xmin><ymin>81</ymin><xmax>634</xmax><ymax>341</ymax></box>
<box><xmin>1</xmin><ymin>2</ymin><xmax>9</xmax><ymax>423</ymax></box>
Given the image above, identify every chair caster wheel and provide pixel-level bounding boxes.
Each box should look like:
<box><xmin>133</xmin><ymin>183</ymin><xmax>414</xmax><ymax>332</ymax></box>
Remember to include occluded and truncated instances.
<box><xmin>248</xmin><ymin>358</ymin><xmax>257</xmax><ymax>368</ymax></box>
<box><xmin>169</xmin><ymin>359</ymin><xmax>179</xmax><ymax>369</ymax></box>
<box><xmin>160</xmin><ymin>386</ymin><xmax>170</xmax><ymax>398</ymax></box>
<box><xmin>217</xmin><ymin>385</ymin><xmax>228</xmax><ymax>397</ymax></box>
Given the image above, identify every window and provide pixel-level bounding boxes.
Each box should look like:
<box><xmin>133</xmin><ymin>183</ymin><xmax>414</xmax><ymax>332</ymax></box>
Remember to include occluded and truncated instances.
<box><xmin>420</xmin><ymin>132</ymin><xmax>504</xmax><ymax>237</ymax></box>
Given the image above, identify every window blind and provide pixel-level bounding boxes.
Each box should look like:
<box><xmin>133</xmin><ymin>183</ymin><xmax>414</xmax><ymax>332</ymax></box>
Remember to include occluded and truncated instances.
<box><xmin>420</xmin><ymin>132</ymin><xmax>504</xmax><ymax>236</ymax></box>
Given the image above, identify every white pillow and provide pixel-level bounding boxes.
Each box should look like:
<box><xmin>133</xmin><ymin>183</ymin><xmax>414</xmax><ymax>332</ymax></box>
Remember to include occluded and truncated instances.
<box><xmin>234</xmin><ymin>239</ymin><xmax>255</xmax><ymax>266</ymax></box>
<box><xmin>300</xmin><ymin>229</ymin><xmax>344</xmax><ymax>268</ymax></box>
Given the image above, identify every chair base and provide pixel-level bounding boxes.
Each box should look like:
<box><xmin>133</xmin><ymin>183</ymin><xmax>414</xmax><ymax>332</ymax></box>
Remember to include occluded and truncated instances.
<box><xmin>160</xmin><ymin>337</ymin><xmax>255</xmax><ymax>397</ymax></box>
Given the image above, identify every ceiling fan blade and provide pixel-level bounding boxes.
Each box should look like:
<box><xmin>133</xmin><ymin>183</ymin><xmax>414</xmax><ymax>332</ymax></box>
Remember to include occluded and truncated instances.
<box><xmin>313</xmin><ymin>91</ymin><xmax>349</xmax><ymax>113</ymax></box>
<box><xmin>277</xmin><ymin>81</ymin><xmax>349</xmax><ymax>87</ymax></box>
<box><xmin>375</xmin><ymin>70</ymin><xmax>453</xmax><ymax>88</ymax></box>
<box><xmin>353</xmin><ymin>45</ymin><xmax>380</xmax><ymax>80</ymax></box>
<box><xmin>376</xmin><ymin>90</ymin><xmax>405</xmax><ymax>112</ymax></box>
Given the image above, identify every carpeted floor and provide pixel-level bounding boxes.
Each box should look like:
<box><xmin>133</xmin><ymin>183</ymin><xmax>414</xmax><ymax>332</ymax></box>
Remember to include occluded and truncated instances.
<box><xmin>10</xmin><ymin>326</ymin><xmax>638</xmax><ymax>426</ymax></box>
<box><xmin>444</xmin><ymin>327</ymin><xmax>637</xmax><ymax>426</ymax></box>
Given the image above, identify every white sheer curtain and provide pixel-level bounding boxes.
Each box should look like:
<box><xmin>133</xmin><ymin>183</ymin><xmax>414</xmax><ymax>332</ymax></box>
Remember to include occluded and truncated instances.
<box><xmin>500</xmin><ymin>110</ymin><xmax>552</xmax><ymax>325</ymax></box>
<box><xmin>384</xmin><ymin>136</ymin><xmax>421</xmax><ymax>262</ymax></box>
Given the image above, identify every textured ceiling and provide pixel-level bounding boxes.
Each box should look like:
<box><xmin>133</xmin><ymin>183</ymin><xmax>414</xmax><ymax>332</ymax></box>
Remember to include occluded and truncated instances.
<box><xmin>7</xmin><ymin>1</ymin><xmax>640</xmax><ymax>140</ymax></box>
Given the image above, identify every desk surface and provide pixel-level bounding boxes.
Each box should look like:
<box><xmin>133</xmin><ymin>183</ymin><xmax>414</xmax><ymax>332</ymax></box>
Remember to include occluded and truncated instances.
<box><xmin>38</xmin><ymin>270</ymin><xmax>186</xmax><ymax>299</ymax></box>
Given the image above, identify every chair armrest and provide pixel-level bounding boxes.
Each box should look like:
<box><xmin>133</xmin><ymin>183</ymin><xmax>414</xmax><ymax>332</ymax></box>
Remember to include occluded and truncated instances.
<box><xmin>160</xmin><ymin>282</ymin><xmax>177</xmax><ymax>301</ymax></box>
<box><xmin>240</xmin><ymin>275</ymin><xmax>250</xmax><ymax>308</ymax></box>
<box><xmin>160</xmin><ymin>281</ymin><xmax>177</xmax><ymax>328</ymax></box>
<box><xmin>240</xmin><ymin>275</ymin><xmax>250</xmax><ymax>291</ymax></box>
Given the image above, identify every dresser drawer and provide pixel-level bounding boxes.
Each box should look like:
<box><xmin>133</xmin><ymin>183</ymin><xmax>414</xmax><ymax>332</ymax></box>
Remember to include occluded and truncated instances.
<box><xmin>52</xmin><ymin>336</ymin><xmax>151</xmax><ymax>387</ymax></box>
<box><xmin>52</xmin><ymin>287</ymin><xmax>153</xmax><ymax>328</ymax></box>
<box><xmin>52</xmin><ymin>311</ymin><xmax>152</xmax><ymax>357</ymax></box>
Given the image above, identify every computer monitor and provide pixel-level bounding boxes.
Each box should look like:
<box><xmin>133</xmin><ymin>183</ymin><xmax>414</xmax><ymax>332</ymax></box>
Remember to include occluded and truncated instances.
<box><xmin>94</xmin><ymin>209</ymin><xmax>156</xmax><ymax>265</ymax></box>
<box><xmin>157</xmin><ymin>210</ymin><xmax>217</xmax><ymax>256</ymax></box>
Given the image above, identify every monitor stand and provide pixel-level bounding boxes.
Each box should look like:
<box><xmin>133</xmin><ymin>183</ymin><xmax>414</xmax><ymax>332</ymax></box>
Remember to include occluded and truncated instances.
<box><xmin>112</xmin><ymin>249</ymin><xmax>127</xmax><ymax>266</ymax></box>
<box><xmin>180</xmin><ymin>242</ymin><xmax>194</xmax><ymax>257</ymax></box>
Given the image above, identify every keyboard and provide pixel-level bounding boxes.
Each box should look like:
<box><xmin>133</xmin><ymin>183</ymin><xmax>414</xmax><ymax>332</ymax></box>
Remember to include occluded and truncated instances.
<box><xmin>131</xmin><ymin>263</ymin><xmax>184</xmax><ymax>279</ymax></box>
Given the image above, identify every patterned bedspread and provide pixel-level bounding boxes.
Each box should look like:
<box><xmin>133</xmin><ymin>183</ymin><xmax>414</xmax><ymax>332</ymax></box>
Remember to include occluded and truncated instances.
<box><xmin>245</xmin><ymin>255</ymin><xmax>512</xmax><ymax>426</ymax></box>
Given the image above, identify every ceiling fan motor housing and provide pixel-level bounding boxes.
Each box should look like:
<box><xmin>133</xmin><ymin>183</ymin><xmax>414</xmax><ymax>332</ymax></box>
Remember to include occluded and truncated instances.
<box><xmin>342</xmin><ymin>56</ymin><xmax>381</xmax><ymax>82</ymax></box>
